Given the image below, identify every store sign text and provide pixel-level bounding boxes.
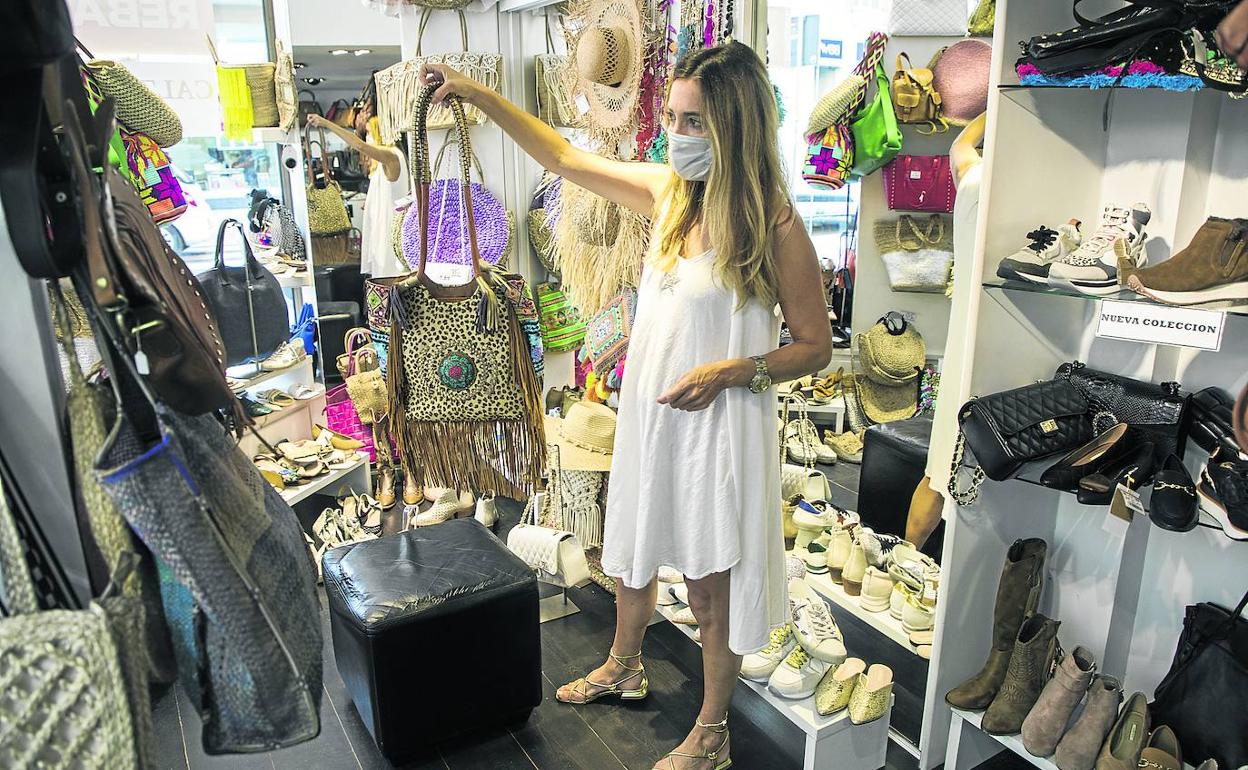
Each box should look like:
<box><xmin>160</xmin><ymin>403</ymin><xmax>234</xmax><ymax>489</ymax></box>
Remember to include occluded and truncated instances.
<box><xmin>68</xmin><ymin>0</ymin><xmax>204</xmax><ymax>31</ymax></box>
<box><xmin>1095</xmin><ymin>299</ymin><xmax>1225</xmax><ymax>351</ymax></box>
<box><xmin>68</xmin><ymin>0</ymin><xmax>214</xmax><ymax>57</ymax></box>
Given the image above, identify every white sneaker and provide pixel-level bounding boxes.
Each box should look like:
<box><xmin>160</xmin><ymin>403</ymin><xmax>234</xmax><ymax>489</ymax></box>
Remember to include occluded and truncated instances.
<box><xmin>785</xmin><ymin>553</ymin><xmax>807</xmax><ymax>580</ymax></box>
<box><xmin>259</xmin><ymin>340</ymin><xmax>308</xmax><ymax>371</ymax></box>
<box><xmin>657</xmin><ymin>566</ymin><xmax>684</xmax><ymax>583</ymax></box>
<box><xmin>1048</xmin><ymin>203</ymin><xmax>1150</xmax><ymax>294</ymax></box>
<box><xmin>890</xmin><ymin>581</ymin><xmax>912</xmax><ymax>620</ymax></box>
<box><xmin>859</xmin><ymin>567</ymin><xmax>893</xmax><ymax>613</ymax></box>
<box><xmin>768</xmin><ymin>645</ymin><xmax>830</xmax><ymax>699</ymax></box>
<box><xmin>790</xmin><ymin>579</ymin><xmax>847</xmax><ymax>664</ymax></box>
<box><xmin>742</xmin><ymin>624</ymin><xmax>797</xmax><ymax>682</ymax></box>
<box><xmin>996</xmin><ymin>220</ymin><xmax>1082</xmax><ymax>284</ymax></box>
<box><xmin>827</xmin><ymin>527</ymin><xmax>853</xmax><ymax>583</ymax></box>
<box><xmin>797</xmin><ymin>533</ymin><xmax>830</xmax><ymax>574</ymax></box>
<box><xmin>902</xmin><ymin>594</ymin><xmax>935</xmax><ymax>633</ymax></box>
<box><xmin>792</xmin><ymin>499</ymin><xmax>856</xmax><ymax>533</ymax></box>
<box><xmin>785</xmin><ymin>419</ymin><xmax>836</xmax><ymax>465</ymax></box>
<box><xmin>887</xmin><ymin>545</ymin><xmax>939</xmax><ymax>591</ymax></box>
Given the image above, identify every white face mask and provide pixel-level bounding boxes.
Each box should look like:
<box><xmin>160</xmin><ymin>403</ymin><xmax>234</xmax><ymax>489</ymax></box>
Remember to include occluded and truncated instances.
<box><xmin>668</xmin><ymin>131</ymin><xmax>714</xmax><ymax>182</ymax></box>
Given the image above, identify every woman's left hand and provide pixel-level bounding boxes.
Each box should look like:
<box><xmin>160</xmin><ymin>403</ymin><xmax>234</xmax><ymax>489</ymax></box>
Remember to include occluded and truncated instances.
<box><xmin>658</xmin><ymin>361</ymin><xmax>743</xmax><ymax>411</ymax></box>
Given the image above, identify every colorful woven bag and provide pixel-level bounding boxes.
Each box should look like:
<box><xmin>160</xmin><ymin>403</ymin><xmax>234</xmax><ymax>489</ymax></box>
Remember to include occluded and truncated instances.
<box><xmin>537</xmin><ymin>282</ymin><xmax>586</xmax><ymax>353</ymax></box>
<box><xmin>803</xmin><ymin>123</ymin><xmax>855</xmax><ymax>190</ymax></box>
<box><xmin>583</xmin><ymin>286</ymin><xmax>636</xmax><ymax>374</ymax></box>
<box><xmin>120</xmin><ymin>129</ymin><xmax>187</xmax><ymax>224</ymax></box>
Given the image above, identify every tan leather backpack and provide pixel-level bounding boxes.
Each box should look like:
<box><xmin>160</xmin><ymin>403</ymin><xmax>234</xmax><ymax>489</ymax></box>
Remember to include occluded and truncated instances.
<box><xmin>891</xmin><ymin>53</ymin><xmax>947</xmax><ymax>133</ymax></box>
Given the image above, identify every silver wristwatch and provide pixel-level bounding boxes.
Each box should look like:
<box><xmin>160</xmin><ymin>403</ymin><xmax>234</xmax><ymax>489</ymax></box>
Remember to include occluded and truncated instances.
<box><xmin>748</xmin><ymin>356</ymin><xmax>772</xmax><ymax>394</ymax></box>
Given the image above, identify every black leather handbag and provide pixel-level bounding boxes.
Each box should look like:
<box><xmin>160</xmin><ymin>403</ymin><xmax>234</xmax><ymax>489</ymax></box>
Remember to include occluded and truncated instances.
<box><xmin>1019</xmin><ymin>1</ymin><xmax>1187</xmax><ymax>76</ymax></box>
<box><xmin>197</xmin><ymin>219</ymin><xmax>289</xmax><ymax>366</ymax></box>
<box><xmin>1056</xmin><ymin>361</ymin><xmax>1189</xmax><ymax>464</ymax></box>
<box><xmin>1151</xmin><ymin>588</ymin><xmax>1248</xmax><ymax>770</ymax></box>
<box><xmin>949</xmin><ymin>379</ymin><xmax>1092</xmax><ymax>505</ymax></box>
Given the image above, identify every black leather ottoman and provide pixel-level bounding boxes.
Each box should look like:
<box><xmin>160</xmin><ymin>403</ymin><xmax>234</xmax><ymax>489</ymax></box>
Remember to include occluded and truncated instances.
<box><xmin>323</xmin><ymin>519</ymin><xmax>541</xmax><ymax>762</ymax></box>
<box><xmin>859</xmin><ymin>414</ymin><xmax>944</xmax><ymax>560</ymax></box>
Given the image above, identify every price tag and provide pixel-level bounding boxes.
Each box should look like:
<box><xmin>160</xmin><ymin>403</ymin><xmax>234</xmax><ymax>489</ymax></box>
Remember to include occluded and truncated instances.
<box><xmin>1096</xmin><ymin>300</ymin><xmax>1225</xmax><ymax>351</ymax></box>
<box><xmin>424</xmin><ymin>263</ymin><xmax>473</xmax><ymax>286</ymax></box>
<box><xmin>575</xmin><ymin>94</ymin><xmax>590</xmax><ymax>116</ymax></box>
<box><xmin>1110</xmin><ymin>484</ymin><xmax>1145</xmax><ymax>522</ymax></box>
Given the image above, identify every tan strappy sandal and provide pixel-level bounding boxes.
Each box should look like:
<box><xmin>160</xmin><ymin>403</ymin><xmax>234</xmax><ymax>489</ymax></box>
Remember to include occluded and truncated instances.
<box><xmin>556</xmin><ymin>651</ymin><xmax>649</xmax><ymax>704</ymax></box>
<box><xmin>658</xmin><ymin>716</ymin><xmax>732</xmax><ymax>770</ymax></box>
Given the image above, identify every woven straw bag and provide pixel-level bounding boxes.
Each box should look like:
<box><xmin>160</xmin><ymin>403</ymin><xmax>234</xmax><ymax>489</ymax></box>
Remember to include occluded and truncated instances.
<box><xmin>536</xmin><ymin>13</ymin><xmax>575</xmax><ymax>127</ymax></box>
<box><xmin>374</xmin><ymin>8</ymin><xmax>501</xmax><ymax>144</ymax></box>
<box><xmin>84</xmin><ymin>59</ymin><xmax>183</xmax><ymax>147</ymax></box>
<box><xmin>873</xmin><ymin>215</ymin><xmax>954</xmax><ymax>294</ymax></box>
<box><xmin>243</xmin><ymin>62</ymin><xmax>278</xmax><ymax>127</ymax></box>
<box><xmin>304</xmin><ymin>124</ymin><xmax>353</xmax><ymax>235</ymax></box>
<box><xmin>0</xmin><ymin>467</ymin><xmax>145</xmax><ymax>769</ymax></box>
<box><xmin>275</xmin><ymin>40</ymin><xmax>298</xmax><ymax>131</ymax></box>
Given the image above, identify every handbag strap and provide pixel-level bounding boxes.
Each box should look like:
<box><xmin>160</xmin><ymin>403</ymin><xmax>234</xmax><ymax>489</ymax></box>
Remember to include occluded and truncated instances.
<box><xmin>302</xmin><ymin>123</ymin><xmax>336</xmax><ymax>187</ymax></box>
<box><xmin>544</xmin><ymin>9</ymin><xmax>557</xmax><ymax>55</ymax></box>
<box><xmin>415</xmin><ymin>7</ymin><xmax>468</xmax><ymax>55</ymax></box>
<box><xmin>896</xmin><ymin>214</ymin><xmax>945</xmax><ymax>250</ymax></box>
<box><xmin>404</xmin><ymin>83</ymin><xmax>484</xmax><ymax>287</ymax></box>
<box><xmin>212</xmin><ymin>218</ymin><xmax>262</xmax><ymax>276</ymax></box>
<box><xmin>432</xmin><ymin>131</ymin><xmax>487</xmax><ymax>184</ymax></box>
<box><xmin>947</xmin><ymin>427</ymin><xmax>986</xmax><ymax>506</ymax></box>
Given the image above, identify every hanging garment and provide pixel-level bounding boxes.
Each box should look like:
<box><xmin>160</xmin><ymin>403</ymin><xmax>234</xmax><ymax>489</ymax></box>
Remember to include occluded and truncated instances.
<box><xmin>602</xmin><ymin>243</ymin><xmax>785</xmax><ymax>655</ymax></box>
<box><xmin>360</xmin><ymin>149</ymin><xmax>410</xmax><ymax>278</ymax></box>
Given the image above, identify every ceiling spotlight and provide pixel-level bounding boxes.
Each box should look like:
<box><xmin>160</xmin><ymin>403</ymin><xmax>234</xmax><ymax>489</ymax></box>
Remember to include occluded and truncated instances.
<box><xmin>293</xmin><ymin>61</ymin><xmax>308</xmax><ymax>69</ymax></box>
<box><xmin>352</xmin><ymin>49</ymin><xmax>371</xmax><ymax>56</ymax></box>
<box><xmin>329</xmin><ymin>49</ymin><xmax>349</xmax><ymax>56</ymax></box>
<box><xmin>301</xmin><ymin>77</ymin><xmax>326</xmax><ymax>85</ymax></box>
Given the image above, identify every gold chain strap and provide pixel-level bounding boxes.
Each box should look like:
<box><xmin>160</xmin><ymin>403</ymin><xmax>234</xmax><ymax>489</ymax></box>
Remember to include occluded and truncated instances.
<box><xmin>947</xmin><ymin>429</ymin><xmax>985</xmax><ymax>506</ymax></box>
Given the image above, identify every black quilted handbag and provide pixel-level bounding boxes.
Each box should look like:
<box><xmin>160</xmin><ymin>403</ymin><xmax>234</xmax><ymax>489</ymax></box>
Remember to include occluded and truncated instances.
<box><xmin>949</xmin><ymin>379</ymin><xmax>1092</xmax><ymax>504</ymax></box>
<box><xmin>1151</xmin><ymin>587</ymin><xmax>1248</xmax><ymax>770</ymax></box>
<box><xmin>1056</xmin><ymin>361</ymin><xmax>1189</xmax><ymax>464</ymax></box>
<box><xmin>196</xmin><ymin>219</ymin><xmax>289</xmax><ymax>366</ymax></box>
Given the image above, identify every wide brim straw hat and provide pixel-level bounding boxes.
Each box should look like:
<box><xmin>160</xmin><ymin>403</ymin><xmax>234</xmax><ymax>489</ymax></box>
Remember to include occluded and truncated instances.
<box><xmin>853</xmin><ymin>375</ymin><xmax>920</xmax><ymax>425</ymax></box>
<box><xmin>566</xmin><ymin>0</ymin><xmax>643</xmax><ymax>134</ymax></box>
<box><xmin>933</xmin><ymin>39</ymin><xmax>993</xmax><ymax>126</ymax></box>
<box><xmin>859</xmin><ymin>317</ymin><xmax>926</xmax><ymax>387</ymax></box>
<box><xmin>544</xmin><ymin>400</ymin><xmax>617</xmax><ymax>472</ymax></box>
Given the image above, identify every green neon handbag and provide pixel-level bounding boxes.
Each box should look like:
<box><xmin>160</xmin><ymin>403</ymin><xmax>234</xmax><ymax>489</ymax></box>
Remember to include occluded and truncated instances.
<box><xmin>851</xmin><ymin>33</ymin><xmax>902</xmax><ymax>178</ymax></box>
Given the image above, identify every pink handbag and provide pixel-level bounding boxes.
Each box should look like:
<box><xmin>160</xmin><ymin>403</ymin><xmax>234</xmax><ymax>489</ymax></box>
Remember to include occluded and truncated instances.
<box><xmin>883</xmin><ymin>155</ymin><xmax>956</xmax><ymax>213</ymax></box>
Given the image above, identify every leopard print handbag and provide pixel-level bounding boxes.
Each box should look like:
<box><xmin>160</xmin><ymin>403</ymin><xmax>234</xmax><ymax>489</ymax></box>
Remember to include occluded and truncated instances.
<box><xmin>388</xmin><ymin>86</ymin><xmax>545</xmax><ymax>500</ymax></box>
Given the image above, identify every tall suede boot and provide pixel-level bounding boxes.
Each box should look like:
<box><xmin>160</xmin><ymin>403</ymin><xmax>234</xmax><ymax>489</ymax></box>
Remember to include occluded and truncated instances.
<box><xmin>1055</xmin><ymin>676</ymin><xmax>1123</xmax><ymax>770</ymax></box>
<box><xmin>946</xmin><ymin>538</ymin><xmax>1047</xmax><ymax>710</ymax></box>
<box><xmin>982</xmin><ymin>613</ymin><xmax>1062</xmax><ymax>734</ymax></box>
<box><xmin>1022</xmin><ymin>646</ymin><xmax>1096</xmax><ymax>756</ymax></box>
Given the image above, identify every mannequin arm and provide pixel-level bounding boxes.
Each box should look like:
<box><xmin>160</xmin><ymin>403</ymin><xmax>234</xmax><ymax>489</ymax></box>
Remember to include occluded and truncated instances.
<box><xmin>950</xmin><ymin>112</ymin><xmax>987</xmax><ymax>185</ymax></box>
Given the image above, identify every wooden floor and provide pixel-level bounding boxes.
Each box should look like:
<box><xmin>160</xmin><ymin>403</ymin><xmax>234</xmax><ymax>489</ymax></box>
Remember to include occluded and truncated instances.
<box><xmin>152</xmin><ymin>463</ymin><xmax>930</xmax><ymax>770</ymax></box>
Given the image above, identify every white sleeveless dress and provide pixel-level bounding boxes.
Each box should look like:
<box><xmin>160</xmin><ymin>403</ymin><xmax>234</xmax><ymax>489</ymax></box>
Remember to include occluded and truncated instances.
<box><xmin>602</xmin><ymin>248</ymin><xmax>787</xmax><ymax>655</ymax></box>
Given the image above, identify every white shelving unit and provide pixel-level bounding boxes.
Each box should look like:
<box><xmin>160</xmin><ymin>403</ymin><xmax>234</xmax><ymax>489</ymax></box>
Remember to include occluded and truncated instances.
<box><xmin>919</xmin><ymin>3</ymin><xmax>1248</xmax><ymax>770</ymax></box>
<box><xmin>804</xmin><ymin>567</ymin><xmax>921</xmax><ymax>656</ymax></box>
<box><xmin>281</xmin><ymin>453</ymin><xmax>371</xmax><ymax>505</ymax></box>
<box><xmin>655</xmin><ymin>601</ymin><xmax>892</xmax><ymax>770</ymax></box>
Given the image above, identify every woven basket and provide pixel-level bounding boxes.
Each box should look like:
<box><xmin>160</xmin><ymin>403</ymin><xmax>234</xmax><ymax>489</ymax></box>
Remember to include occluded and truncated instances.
<box><xmin>84</xmin><ymin>59</ymin><xmax>183</xmax><ymax>147</ymax></box>
<box><xmin>243</xmin><ymin>63</ymin><xmax>278</xmax><ymax>127</ymax></box>
<box><xmin>536</xmin><ymin>54</ymin><xmax>576</xmax><ymax>127</ymax></box>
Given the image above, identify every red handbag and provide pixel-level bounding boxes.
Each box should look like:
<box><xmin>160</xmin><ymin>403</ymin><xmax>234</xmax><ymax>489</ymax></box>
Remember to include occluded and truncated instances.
<box><xmin>883</xmin><ymin>155</ymin><xmax>956</xmax><ymax>213</ymax></box>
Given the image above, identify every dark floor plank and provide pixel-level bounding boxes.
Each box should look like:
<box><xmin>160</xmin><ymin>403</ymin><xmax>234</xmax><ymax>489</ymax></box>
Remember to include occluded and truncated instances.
<box><xmin>509</xmin><ymin>676</ymin><xmax>627</xmax><ymax>770</ymax></box>
<box><xmin>436</xmin><ymin>725</ymin><xmax>536</xmax><ymax>770</ymax></box>
<box><xmin>827</xmin><ymin>459</ymin><xmax>863</xmax><ymax>493</ymax></box>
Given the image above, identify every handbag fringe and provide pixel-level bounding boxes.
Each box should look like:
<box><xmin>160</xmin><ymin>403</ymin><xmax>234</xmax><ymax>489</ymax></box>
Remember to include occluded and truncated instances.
<box><xmin>388</xmin><ymin>285</ymin><xmax>546</xmax><ymax>501</ymax></box>
<box><xmin>549</xmin><ymin>180</ymin><xmax>648</xmax><ymax>317</ymax></box>
<box><xmin>375</xmin><ymin>55</ymin><xmax>499</xmax><ymax>146</ymax></box>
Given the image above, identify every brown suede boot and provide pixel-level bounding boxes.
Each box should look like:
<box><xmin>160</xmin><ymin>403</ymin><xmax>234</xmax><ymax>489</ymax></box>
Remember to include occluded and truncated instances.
<box><xmin>1055</xmin><ymin>675</ymin><xmax>1123</xmax><ymax>770</ymax></box>
<box><xmin>946</xmin><ymin>538</ymin><xmax>1047</xmax><ymax>710</ymax></box>
<box><xmin>1022</xmin><ymin>646</ymin><xmax>1096</xmax><ymax>757</ymax></box>
<box><xmin>1124</xmin><ymin>217</ymin><xmax>1248</xmax><ymax>305</ymax></box>
<box><xmin>982</xmin><ymin>614</ymin><xmax>1062</xmax><ymax>735</ymax></box>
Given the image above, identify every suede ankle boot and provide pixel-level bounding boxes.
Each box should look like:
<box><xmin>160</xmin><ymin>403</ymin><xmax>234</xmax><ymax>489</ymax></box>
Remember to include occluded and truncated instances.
<box><xmin>982</xmin><ymin>613</ymin><xmax>1062</xmax><ymax>735</ymax></box>
<box><xmin>1023</xmin><ymin>646</ymin><xmax>1096</xmax><ymax>757</ymax></box>
<box><xmin>946</xmin><ymin>538</ymin><xmax>1047</xmax><ymax>710</ymax></box>
<box><xmin>1054</xmin><ymin>676</ymin><xmax>1124</xmax><ymax>770</ymax></box>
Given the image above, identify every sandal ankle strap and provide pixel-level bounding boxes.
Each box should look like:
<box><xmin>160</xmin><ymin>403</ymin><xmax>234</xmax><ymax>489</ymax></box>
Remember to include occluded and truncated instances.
<box><xmin>696</xmin><ymin>715</ymin><xmax>729</xmax><ymax>733</ymax></box>
<box><xmin>609</xmin><ymin>651</ymin><xmax>644</xmax><ymax>670</ymax></box>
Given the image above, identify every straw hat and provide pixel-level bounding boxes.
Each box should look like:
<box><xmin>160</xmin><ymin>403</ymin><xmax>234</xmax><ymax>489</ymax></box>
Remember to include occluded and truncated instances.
<box><xmin>544</xmin><ymin>400</ymin><xmax>617</xmax><ymax>472</ymax></box>
<box><xmin>932</xmin><ymin>40</ymin><xmax>992</xmax><ymax>126</ymax></box>
<box><xmin>854</xmin><ymin>314</ymin><xmax>925</xmax><ymax>424</ymax></box>
<box><xmin>566</xmin><ymin>0</ymin><xmax>643</xmax><ymax>139</ymax></box>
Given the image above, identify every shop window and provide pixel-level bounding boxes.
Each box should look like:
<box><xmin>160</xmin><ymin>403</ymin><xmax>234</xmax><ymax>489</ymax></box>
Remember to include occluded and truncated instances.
<box><xmin>767</xmin><ymin>0</ymin><xmax>888</xmax><ymax>265</ymax></box>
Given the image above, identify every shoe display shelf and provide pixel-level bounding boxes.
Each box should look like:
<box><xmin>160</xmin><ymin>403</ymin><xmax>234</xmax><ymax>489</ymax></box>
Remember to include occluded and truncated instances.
<box><xmin>280</xmin><ymin>452</ymin><xmax>370</xmax><ymax>506</ymax></box>
<box><xmin>801</xmin><ymin>565</ymin><xmax>923</xmax><ymax>656</ymax></box>
<box><xmin>777</xmin><ymin>401</ymin><xmax>846</xmax><ymax>433</ymax></box>
<box><xmin>921</xmin><ymin>3</ymin><xmax>1248</xmax><ymax>770</ymax></box>
<box><xmin>228</xmin><ymin>355</ymin><xmax>314</xmax><ymax>394</ymax></box>
<box><xmin>654</xmin><ymin>601</ymin><xmax>892</xmax><ymax>770</ymax></box>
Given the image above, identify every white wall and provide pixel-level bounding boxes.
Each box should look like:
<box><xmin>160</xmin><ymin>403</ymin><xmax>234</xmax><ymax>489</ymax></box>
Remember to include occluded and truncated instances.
<box><xmin>289</xmin><ymin>0</ymin><xmax>401</xmax><ymax>48</ymax></box>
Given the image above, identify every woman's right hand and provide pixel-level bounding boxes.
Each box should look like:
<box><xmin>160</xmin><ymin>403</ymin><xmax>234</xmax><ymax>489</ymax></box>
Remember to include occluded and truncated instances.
<box><xmin>420</xmin><ymin>63</ymin><xmax>481</xmax><ymax>106</ymax></box>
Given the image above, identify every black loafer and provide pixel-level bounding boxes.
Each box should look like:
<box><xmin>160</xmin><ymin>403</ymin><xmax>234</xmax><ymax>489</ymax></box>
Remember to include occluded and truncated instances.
<box><xmin>1149</xmin><ymin>454</ymin><xmax>1198</xmax><ymax>532</ymax></box>
<box><xmin>1041</xmin><ymin>423</ymin><xmax>1130</xmax><ymax>492</ymax></box>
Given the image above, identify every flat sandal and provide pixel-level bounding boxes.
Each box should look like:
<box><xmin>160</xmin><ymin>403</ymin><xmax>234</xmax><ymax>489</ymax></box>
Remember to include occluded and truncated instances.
<box><xmin>658</xmin><ymin>716</ymin><xmax>732</xmax><ymax>770</ymax></box>
<box><xmin>556</xmin><ymin>652</ymin><xmax>649</xmax><ymax>704</ymax></box>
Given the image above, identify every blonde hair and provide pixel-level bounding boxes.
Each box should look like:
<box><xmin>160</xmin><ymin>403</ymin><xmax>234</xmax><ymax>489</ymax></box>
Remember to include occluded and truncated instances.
<box><xmin>654</xmin><ymin>42</ymin><xmax>791</xmax><ymax>307</ymax></box>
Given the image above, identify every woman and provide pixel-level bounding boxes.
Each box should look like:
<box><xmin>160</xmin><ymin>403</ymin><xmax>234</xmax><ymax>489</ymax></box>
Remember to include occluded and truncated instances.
<box><xmin>424</xmin><ymin>41</ymin><xmax>831</xmax><ymax>769</ymax></box>
<box><xmin>307</xmin><ymin>112</ymin><xmax>410</xmax><ymax>279</ymax></box>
